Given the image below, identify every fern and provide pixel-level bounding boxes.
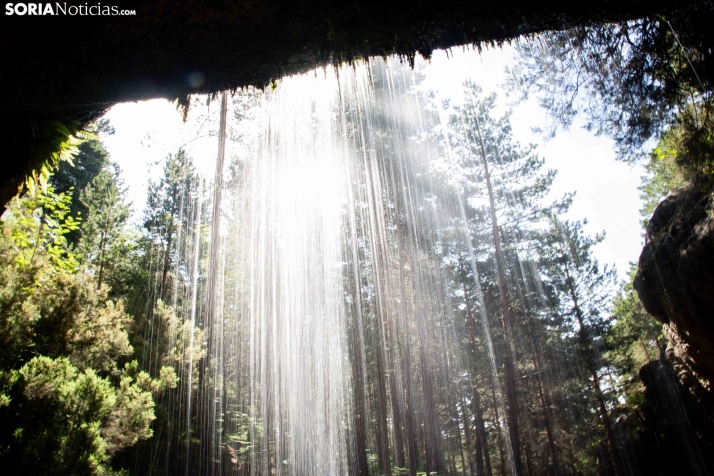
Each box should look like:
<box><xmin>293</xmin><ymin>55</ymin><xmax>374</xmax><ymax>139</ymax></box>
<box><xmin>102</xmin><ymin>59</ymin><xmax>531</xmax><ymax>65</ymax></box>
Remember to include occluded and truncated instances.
<box><xmin>24</xmin><ymin>119</ymin><xmax>97</xmax><ymax>194</ymax></box>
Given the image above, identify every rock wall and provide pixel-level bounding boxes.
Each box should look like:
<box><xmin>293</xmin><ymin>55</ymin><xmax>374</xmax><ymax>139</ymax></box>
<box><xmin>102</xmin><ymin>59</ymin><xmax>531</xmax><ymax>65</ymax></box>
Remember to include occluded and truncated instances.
<box><xmin>614</xmin><ymin>359</ymin><xmax>714</xmax><ymax>475</ymax></box>
<box><xmin>634</xmin><ymin>180</ymin><xmax>714</xmax><ymax>411</ymax></box>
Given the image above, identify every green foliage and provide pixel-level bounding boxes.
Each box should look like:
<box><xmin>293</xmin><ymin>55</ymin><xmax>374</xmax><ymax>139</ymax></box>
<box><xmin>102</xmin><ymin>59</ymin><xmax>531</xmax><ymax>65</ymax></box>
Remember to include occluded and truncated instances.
<box><xmin>50</xmin><ymin>122</ymin><xmax>113</xmax><ymax>245</ymax></box>
<box><xmin>76</xmin><ymin>164</ymin><xmax>133</xmax><ymax>291</ymax></box>
<box><xmin>509</xmin><ymin>18</ymin><xmax>714</xmax><ymax>166</ymax></box>
<box><xmin>109</xmin><ymin>149</ymin><xmax>205</xmax><ymax>474</ymax></box>
<box><xmin>226</xmin><ymin>410</ymin><xmax>259</xmax><ymax>457</ymax></box>
<box><xmin>2</xmin><ymin>184</ymin><xmax>80</xmax><ymax>272</ymax></box>
<box><xmin>2</xmin><ymin>59</ymin><xmax>698</xmax><ymax>476</ymax></box>
<box><xmin>0</xmin><ymin>185</ymin><xmax>170</xmax><ymax>475</ymax></box>
<box><xmin>131</xmin><ymin>148</ymin><xmax>196</xmax><ymax>308</ymax></box>
<box><xmin>607</xmin><ymin>265</ymin><xmax>665</xmax><ymax>405</ymax></box>
<box><xmin>21</xmin><ymin>119</ymin><xmax>97</xmax><ymax>200</ymax></box>
<box><xmin>0</xmin><ymin>188</ymin><xmax>132</xmax><ymax>372</ymax></box>
<box><xmin>0</xmin><ymin>355</ymin><xmax>167</xmax><ymax>476</ymax></box>
<box><xmin>446</xmin><ymin>82</ymin><xmax>570</xmax><ymax>240</ymax></box>
<box><xmin>149</xmin><ymin>300</ymin><xmax>204</xmax><ymax>389</ymax></box>
<box><xmin>539</xmin><ymin>218</ymin><xmax>618</xmax><ymax>337</ymax></box>
<box><xmin>144</xmin><ymin>149</ymin><xmax>194</xmax><ymax>236</ymax></box>
<box><xmin>638</xmin><ymin>126</ymin><xmax>692</xmax><ymax>226</ymax></box>
<box><xmin>537</xmin><ymin>217</ymin><xmax>621</xmax><ymax>469</ymax></box>
<box><xmin>3</xmin><ymin>356</ymin><xmax>115</xmax><ymax>475</ymax></box>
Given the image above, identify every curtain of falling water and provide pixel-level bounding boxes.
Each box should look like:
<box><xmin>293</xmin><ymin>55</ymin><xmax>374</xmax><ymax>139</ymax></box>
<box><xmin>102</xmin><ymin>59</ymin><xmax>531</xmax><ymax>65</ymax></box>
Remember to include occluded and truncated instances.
<box><xmin>124</xmin><ymin>47</ymin><xmax>713</xmax><ymax>476</ymax></box>
<box><xmin>176</xmin><ymin>57</ymin><xmax>536</xmax><ymax>476</ymax></box>
<box><xmin>249</xmin><ymin>68</ymin><xmax>351</xmax><ymax>476</ymax></box>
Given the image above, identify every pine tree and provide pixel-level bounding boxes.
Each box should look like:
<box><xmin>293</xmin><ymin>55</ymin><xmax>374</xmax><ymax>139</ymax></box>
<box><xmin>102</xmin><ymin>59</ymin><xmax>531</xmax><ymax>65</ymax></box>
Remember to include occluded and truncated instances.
<box><xmin>0</xmin><ymin>185</ymin><xmax>176</xmax><ymax>476</ymax></box>
<box><xmin>76</xmin><ymin>163</ymin><xmax>132</xmax><ymax>291</ymax></box>
<box><xmin>143</xmin><ymin>148</ymin><xmax>195</xmax><ymax>304</ymax></box>
<box><xmin>507</xmin><ymin>17</ymin><xmax>714</xmax><ymax>165</ymax></box>
<box><xmin>446</xmin><ymin>82</ymin><xmax>565</xmax><ymax>475</ymax></box>
<box><xmin>538</xmin><ymin>217</ymin><xmax>621</xmax><ymax>475</ymax></box>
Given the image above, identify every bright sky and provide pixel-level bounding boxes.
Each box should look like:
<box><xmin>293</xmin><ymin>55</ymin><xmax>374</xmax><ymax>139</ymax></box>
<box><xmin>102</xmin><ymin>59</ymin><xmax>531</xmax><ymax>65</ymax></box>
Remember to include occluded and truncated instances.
<box><xmin>101</xmin><ymin>45</ymin><xmax>645</xmax><ymax>281</ymax></box>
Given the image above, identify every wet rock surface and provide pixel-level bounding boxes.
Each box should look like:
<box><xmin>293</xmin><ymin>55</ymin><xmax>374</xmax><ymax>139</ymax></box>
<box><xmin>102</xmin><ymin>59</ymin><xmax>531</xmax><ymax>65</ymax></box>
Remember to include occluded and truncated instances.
<box><xmin>634</xmin><ymin>180</ymin><xmax>714</xmax><ymax>410</ymax></box>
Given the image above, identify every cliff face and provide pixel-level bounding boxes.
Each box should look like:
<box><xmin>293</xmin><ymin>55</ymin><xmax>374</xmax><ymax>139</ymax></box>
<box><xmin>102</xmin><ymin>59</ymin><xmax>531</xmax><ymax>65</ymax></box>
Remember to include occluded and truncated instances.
<box><xmin>634</xmin><ymin>180</ymin><xmax>714</xmax><ymax>410</ymax></box>
<box><xmin>0</xmin><ymin>0</ymin><xmax>710</xmax><ymax>208</ymax></box>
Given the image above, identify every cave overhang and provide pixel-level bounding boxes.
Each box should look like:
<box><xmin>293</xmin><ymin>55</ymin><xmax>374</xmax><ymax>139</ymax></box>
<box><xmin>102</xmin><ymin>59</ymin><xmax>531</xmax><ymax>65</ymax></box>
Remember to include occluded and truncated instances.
<box><xmin>0</xmin><ymin>0</ymin><xmax>708</xmax><ymax>207</ymax></box>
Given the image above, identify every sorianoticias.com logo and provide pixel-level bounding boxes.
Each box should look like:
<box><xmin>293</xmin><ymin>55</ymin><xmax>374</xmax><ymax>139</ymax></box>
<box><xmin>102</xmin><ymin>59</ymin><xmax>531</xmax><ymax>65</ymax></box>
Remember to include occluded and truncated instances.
<box><xmin>4</xmin><ymin>2</ymin><xmax>136</xmax><ymax>15</ymax></box>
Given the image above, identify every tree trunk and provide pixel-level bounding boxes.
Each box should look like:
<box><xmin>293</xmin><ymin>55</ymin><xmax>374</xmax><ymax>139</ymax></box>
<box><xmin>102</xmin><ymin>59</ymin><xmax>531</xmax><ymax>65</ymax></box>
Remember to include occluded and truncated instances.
<box><xmin>488</xmin><ymin>375</ymin><xmax>507</xmax><ymax>476</ymax></box>
<box><xmin>97</xmin><ymin>230</ymin><xmax>107</xmax><ymax>289</ymax></box>
<box><xmin>459</xmin><ymin>392</ymin><xmax>477</xmax><ymax>476</ymax></box>
<box><xmin>203</xmin><ymin>91</ymin><xmax>229</xmax><ymax>474</ymax></box>
<box><xmin>206</xmin><ymin>91</ymin><xmax>228</xmax><ymax>325</ymax></box>
<box><xmin>364</xmin><ymin>156</ymin><xmax>392</xmax><ymax>476</ymax></box>
<box><xmin>185</xmin><ymin>177</ymin><xmax>203</xmax><ymax>476</ymax></box>
<box><xmin>420</xmin><ymin>348</ymin><xmax>441</xmax><ymax>475</ymax></box>
<box><xmin>533</xmin><ymin>358</ymin><xmax>561</xmax><ymax>476</ymax></box>
<box><xmin>461</xmin><ymin>272</ymin><xmax>492</xmax><ymax>476</ymax></box>
<box><xmin>160</xmin><ymin>217</ymin><xmax>174</xmax><ymax>300</ymax></box>
<box><xmin>524</xmin><ymin>442</ymin><xmax>535</xmax><ymax>476</ymax></box>
<box><xmin>347</xmin><ymin>241</ymin><xmax>369</xmax><ymax>476</ymax></box>
<box><xmin>456</xmin><ymin>401</ymin><xmax>468</xmax><ymax>475</ymax></box>
<box><xmin>473</xmin><ymin>114</ymin><xmax>523</xmax><ymax>476</ymax></box>
<box><xmin>386</xmin><ymin>310</ymin><xmax>406</xmax><ymax>468</ymax></box>
<box><xmin>374</xmin><ymin>306</ymin><xmax>392</xmax><ymax>476</ymax></box>
<box><xmin>394</xmin><ymin>185</ymin><xmax>419</xmax><ymax>476</ymax></box>
<box><xmin>565</xmin><ymin>271</ymin><xmax>622</xmax><ymax>476</ymax></box>
<box><xmin>523</xmin><ymin>307</ymin><xmax>562</xmax><ymax>476</ymax></box>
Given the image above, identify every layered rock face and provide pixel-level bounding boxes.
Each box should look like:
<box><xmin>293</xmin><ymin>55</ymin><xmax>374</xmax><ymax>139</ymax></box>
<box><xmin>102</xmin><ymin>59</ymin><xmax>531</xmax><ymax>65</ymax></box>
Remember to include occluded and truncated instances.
<box><xmin>635</xmin><ymin>180</ymin><xmax>714</xmax><ymax>410</ymax></box>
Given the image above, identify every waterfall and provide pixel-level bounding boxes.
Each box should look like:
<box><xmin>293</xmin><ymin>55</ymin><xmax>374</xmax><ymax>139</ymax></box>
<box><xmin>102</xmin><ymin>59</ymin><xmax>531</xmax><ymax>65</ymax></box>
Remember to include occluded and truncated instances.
<box><xmin>177</xmin><ymin>57</ymin><xmax>514</xmax><ymax>475</ymax></box>
<box><xmin>149</xmin><ymin>55</ymin><xmax>640</xmax><ymax>476</ymax></box>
